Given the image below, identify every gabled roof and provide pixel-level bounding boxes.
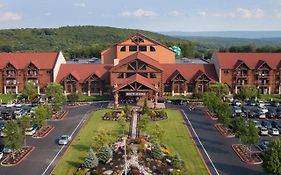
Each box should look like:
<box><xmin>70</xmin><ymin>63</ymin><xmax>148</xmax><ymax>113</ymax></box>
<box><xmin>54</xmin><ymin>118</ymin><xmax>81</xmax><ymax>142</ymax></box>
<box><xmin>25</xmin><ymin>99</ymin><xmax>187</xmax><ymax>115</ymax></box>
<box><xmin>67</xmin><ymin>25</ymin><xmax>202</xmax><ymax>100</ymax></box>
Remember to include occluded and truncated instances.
<box><xmin>0</xmin><ymin>52</ymin><xmax>59</xmax><ymax>69</ymax></box>
<box><xmin>161</xmin><ymin>64</ymin><xmax>218</xmax><ymax>83</ymax></box>
<box><xmin>167</xmin><ymin>69</ymin><xmax>186</xmax><ymax>82</ymax></box>
<box><xmin>56</xmin><ymin>64</ymin><xmax>113</xmax><ymax>83</ymax></box>
<box><xmin>214</xmin><ymin>52</ymin><xmax>281</xmax><ymax>70</ymax></box>
<box><xmin>255</xmin><ymin>60</ymin><xmax>272</xmax><ymax>70</ymax></box>
<box><xmin>234</xmin><ymin>60</ymin><xmax>250</xmax><ymax>69</ymax></box>
<box><xmin>192</xmin><ymin>70</ymin><xmax>211</xmax><ymax>81</ymax></box>
<box><xmin>113</xmin><ymin>74</ymin><xmax>158</xmax><ymax>92</ymax></box>
<box><xmin>110</xmin><ymin>52</ymin><xmax>163</xmax><ymax>72</ymax></box>
<box><xmin>27</xmin><ymin>60</ymin><xmax>40</xmax><ymax>69</ymax></box>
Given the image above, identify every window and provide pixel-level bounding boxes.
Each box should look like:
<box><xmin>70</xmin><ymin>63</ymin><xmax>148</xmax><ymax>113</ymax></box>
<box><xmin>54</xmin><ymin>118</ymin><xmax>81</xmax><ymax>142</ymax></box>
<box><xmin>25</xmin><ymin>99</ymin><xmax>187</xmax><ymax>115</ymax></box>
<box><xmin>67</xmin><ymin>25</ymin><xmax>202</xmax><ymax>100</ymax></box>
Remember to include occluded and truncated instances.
<box><xmin>150</xmin><ymin>46</ymin><xmax>156</xmax><ymax>52</ymax></box>
<box><xmin>117</xmin><ymin>73</ymin><xmax>124</xmax><ymax>78</ymax></box>
<box><xmin>120</xmin><ymin>46</ymin><xmax>126</xmax><ymax>52</ymax></box>
<box><xmin>150</xmin><ymin>73</ymin><xmax>157</xmax><ymax>78</ymax></box>
<box><xmin>139</xmin><ymin>46</ymin><xmax>147</xmax><ymax>52</ymax></box>
<box><xmin>224</xmin><ymin>70</ymin><xmax>229</xmax><ymax>74</ymax></box>
<box><xmin>129</xmin><ymin>46</ymin><xmax>137</xmax><ymax>52</ymax></box>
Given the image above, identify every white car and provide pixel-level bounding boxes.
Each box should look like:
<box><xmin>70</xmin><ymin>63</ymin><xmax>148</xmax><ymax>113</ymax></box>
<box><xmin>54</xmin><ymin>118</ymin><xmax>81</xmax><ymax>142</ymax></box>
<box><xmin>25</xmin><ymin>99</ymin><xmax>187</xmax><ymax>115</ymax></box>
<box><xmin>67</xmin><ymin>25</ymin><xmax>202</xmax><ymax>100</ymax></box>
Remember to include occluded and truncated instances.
<box><xmin>258</xmin><ymin>113</ymin><xmax>266</xmax><ymax>119</ymax></box>
<box><xmin>269</xmin><ymin>128</ymin><xmax>279</xmax><ymax>136</ymax></box>
<box><xmin>233</xmin><ymin>106</ymin><xmax>242</xmax><ymax>113</ymax></box>
<box><xmin>260</xmin><ymin>127</ymin><xmax>269</xmax><ymax>136</ymax></box>
<box><xmin>3</xmin><ymin>147</ymin><xmax>12</xmax><ymax>154</ymax></box>
<box><xmin>25</xmin><ymin>124</ymin><xmax>38</xmax><ymax>136</ymax></box>
<box><xmin>257</xmin><ymin>101</ymin><xmax>266</xmax><ymax>107</ymax></box>
<box><xmin>258</xmin><ymin>106</ymin><xmax>269</xmax><ymax>113</ymax></box>
<box><xmin>0</xmin><ymin>152</ymin><xmax>3</xmax><ymax>159</ymax></box>
<box><xmin>58</xmin><ymin>135</ymin><xmax>72</xmax><ymax>145</ymax></box>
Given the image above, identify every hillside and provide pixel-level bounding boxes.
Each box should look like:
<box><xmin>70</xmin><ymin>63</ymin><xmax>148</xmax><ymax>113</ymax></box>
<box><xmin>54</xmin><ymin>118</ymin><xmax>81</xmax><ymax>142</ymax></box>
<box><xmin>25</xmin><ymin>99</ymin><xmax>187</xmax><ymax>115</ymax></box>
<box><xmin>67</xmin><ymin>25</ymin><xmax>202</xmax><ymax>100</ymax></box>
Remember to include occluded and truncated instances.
<box><xmin>0</xmin><ymin>26</ymin><xmax>193</xmax><ymax>59</ymax></box>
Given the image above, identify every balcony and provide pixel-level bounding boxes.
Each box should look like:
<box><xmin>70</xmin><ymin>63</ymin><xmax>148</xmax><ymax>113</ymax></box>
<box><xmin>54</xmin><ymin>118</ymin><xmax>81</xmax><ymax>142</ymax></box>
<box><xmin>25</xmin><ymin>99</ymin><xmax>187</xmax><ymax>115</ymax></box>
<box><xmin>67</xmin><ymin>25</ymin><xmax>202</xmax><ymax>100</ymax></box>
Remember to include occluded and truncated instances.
<box><xmin>235</xmin><ymin>74</ymin><xmax>248</xmax><ymax>79</ymax></box>
<box><xmin>257</xmin><ymin>73</ymin><xmax>269</xmax><ymax>79</ymax></box>
<box><xmin>4</xmin><ymin>73</ymin><xmax>16</xmax><ymax>78</ymax></box>
<box><xmin>26</xmin><ymin>73</ymin><xmax>38</xmax><ymax>78</ymax></box>
<box><xmin>5</xmin><ymin>81</ymin><xmax>17</xmax><ymax>86</ymax></box>
<box><xmin>27</xmin><ymin>79</ymin><xmax>39</xmax><ymax>86</ymax></box>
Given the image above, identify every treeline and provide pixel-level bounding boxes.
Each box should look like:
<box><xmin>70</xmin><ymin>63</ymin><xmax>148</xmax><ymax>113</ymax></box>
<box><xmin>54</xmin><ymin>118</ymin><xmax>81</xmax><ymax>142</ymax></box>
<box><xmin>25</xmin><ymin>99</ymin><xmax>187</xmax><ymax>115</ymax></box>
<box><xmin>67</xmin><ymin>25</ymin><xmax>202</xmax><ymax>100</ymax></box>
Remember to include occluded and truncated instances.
<box><xmin>0</xmin><ymin>26</ymin><xmax>195</xmax><ymax>59</ymax></box>
<box><xmin>219</xmin><ymin>44</ymin><xmax>281</xmax><ymax>53</ymax></box>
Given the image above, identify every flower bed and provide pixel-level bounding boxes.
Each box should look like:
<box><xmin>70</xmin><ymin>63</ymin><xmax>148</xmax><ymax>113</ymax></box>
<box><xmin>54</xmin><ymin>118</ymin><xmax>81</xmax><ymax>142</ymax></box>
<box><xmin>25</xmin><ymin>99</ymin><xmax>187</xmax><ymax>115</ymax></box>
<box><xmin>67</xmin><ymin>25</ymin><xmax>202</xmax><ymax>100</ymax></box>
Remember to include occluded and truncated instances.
<box><xmin>1</xmin><ymin>146</ymin><xmax>34</xmax><ymax>166</ymax></box>
<box><xmin>103</xmin><ymin>110</ymin><xmax>131</xmax><ymax>121</ymax></box>
<box><xmin>32</xmin><ymin>125</ymin><xmax>54</xmax><ymax>138</ymax></box>
<box><xmin>148</xmin><ymin>110</ymin><xmax>168</xmax><ymax>121</ymax></box>
<box><xmin>232</xmin><ymin>144</ymin><xmax>263</xmax><ymax>165</ymax></box>
<box><xmin>214</xmin><ymin>124</ymin><xmax>235</xmax><ymax>138</ymax></box>
<box><xmin>52</xmin><ymin>110</ymin><xmax>68</xmax><ymax>120</ymax></box>
<box><xmin>204</xmin><ymin>110</ymin><xmax>218</xmax><ymax>120</ymax></box>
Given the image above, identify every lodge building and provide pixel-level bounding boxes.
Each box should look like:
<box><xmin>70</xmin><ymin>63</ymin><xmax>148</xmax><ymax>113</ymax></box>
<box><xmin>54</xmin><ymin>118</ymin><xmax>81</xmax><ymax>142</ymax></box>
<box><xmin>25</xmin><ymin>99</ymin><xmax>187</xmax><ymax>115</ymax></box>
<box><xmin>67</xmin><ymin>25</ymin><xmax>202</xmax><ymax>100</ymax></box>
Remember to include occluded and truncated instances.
<box><xmin>0</xmin><ymin>33</ymin><xmax>281</xmax><ymax>108</ymax></box>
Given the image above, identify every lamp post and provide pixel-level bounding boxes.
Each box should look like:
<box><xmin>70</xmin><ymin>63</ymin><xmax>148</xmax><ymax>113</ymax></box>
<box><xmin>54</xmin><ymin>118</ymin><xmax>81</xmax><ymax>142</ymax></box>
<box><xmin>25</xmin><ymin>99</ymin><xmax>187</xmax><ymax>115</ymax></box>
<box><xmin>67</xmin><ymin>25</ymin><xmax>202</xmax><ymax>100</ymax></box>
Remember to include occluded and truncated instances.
<box><xmin>122</xmin><ymin>137</ymin><xmax>127</xmax><ymax>175</ymax></box>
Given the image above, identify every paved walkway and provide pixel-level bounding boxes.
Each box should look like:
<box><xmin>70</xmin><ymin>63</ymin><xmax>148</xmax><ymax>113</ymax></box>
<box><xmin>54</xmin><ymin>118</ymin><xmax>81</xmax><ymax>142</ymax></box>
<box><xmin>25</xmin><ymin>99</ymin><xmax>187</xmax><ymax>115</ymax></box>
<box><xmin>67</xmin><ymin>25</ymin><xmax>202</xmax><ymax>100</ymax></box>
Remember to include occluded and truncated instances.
<box><xmin>130</xmin><ymin>108</ymin><xmax>138</xmax><ymax>139</ymax></box>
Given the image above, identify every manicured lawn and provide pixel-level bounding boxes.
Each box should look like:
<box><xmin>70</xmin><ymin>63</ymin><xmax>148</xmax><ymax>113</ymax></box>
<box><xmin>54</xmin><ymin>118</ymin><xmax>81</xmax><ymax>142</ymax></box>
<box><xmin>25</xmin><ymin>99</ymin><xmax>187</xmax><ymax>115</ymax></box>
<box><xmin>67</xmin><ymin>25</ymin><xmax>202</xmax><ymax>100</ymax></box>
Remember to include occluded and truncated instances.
<box><xmin>259</xmin><ymin>94</ymin><xmax>281</xmax><ymax>102</ymax></box>
<box><xmin>52</xmin><ymin>109</ymin><xmax>129</xmax><ymax>175</ymax></box>
<box><xmin>165</xmin><ymin>95</ymin><xmax>203</xmax><ymax>102</ymax></box>
<box><xmin>144</xmin><ymin>109</ymin><xmax>209</xmax><ymax>175</ymax></box>
<box><xmin>0</xmin><ymin>94</ymin><xmax>17</xmax><ymax>104</ymax></box>
<box><xmin>77</xmin><ymin>95</ymin><xmax>113</xmax><ymax>102</ymax></box>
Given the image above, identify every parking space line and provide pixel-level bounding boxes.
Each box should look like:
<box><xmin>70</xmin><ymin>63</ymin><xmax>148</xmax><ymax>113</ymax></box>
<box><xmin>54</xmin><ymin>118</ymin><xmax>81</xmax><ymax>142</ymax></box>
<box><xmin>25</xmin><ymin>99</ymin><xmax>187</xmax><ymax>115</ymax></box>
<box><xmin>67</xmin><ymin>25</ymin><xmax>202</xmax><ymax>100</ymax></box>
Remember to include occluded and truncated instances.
<box><xmin>181</xmin><ymin>109</ymin><xmax>220</xmax><ymax>175</ymax></box>
<box><xmin>41</xmin><ymin>111</ymin><xmax>90</xmax><ymax>175</ymax></box>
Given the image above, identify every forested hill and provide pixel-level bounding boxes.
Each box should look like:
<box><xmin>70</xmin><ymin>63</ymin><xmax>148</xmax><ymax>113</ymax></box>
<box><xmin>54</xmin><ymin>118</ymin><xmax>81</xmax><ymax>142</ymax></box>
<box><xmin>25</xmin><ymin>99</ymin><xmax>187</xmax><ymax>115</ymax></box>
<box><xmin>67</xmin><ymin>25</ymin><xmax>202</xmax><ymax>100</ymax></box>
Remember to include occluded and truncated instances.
<box><xmin>0</xmin><ymin>26</ymin><xmax>194</xmax><ymax>59</ymax></box>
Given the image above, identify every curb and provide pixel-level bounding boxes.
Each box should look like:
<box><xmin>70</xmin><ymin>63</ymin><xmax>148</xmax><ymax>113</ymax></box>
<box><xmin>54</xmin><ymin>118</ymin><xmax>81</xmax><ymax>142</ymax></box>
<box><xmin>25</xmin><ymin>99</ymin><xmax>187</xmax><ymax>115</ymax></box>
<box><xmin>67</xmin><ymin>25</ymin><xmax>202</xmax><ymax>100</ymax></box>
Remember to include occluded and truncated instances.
<box><xmin>205</xmin><ymin>111</ymin><xmax>218</xmax><ymax>121</ymax></box>
<box><xmin>179</xmin><ymin>110</ymin><xmax>212</xmax><ymax>175</ymax></box>
<box><xmin>231</xmin><ymin>144</ymin><xmax>263</xmax><ymax>165</ymax></box>
<box><xmin>1</xmin><ymin>146</ymin><xmax>34</xmax><ymax>167</ymax></box>
<box><xmin>51</xmin><ymin>111</ymin><xmax>69</xmax><ymax>121</ymax></box>
<box><xmin>214</xmin><ymin>124</ymin><xmax>235</xmax><ymax>138</ymax></box>
<box><xmin>32</xmin><ymin>125</ymin><xmax>54</xmax><ymax>139</ymax></box>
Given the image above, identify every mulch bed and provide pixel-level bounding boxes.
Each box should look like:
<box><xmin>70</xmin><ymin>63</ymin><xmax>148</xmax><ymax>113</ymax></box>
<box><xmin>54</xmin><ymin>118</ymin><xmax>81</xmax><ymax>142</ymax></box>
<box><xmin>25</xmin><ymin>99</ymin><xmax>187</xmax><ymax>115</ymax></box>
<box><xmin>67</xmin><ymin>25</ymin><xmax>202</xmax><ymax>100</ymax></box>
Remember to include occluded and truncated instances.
<box><xmin>52</xmin><ymin>110</ymin><xmax>68</xmax><ymax>120</ymax></box>
<box><xmin>232</xmin><ymin>144</ymin><xmax>263</xmax><ymax>165</ymax></box>
<box><xmin>214</xmin><ymin>124</ymin><xmax>235</xmax><ymax>138</ymax></box>
<box><xmin>1</xmin><ymin>146</ymin><xmax>34</xmax><ymax>166</ymax></box>
<box><xmin>32</xmin><ymin>125</ymin><xmax>54</xmax><ymax>139</ymax></box>
<box><xmin>204</xmin><ymin>110</ymin><xmax>218</xmax><ymax>120</ymax></box>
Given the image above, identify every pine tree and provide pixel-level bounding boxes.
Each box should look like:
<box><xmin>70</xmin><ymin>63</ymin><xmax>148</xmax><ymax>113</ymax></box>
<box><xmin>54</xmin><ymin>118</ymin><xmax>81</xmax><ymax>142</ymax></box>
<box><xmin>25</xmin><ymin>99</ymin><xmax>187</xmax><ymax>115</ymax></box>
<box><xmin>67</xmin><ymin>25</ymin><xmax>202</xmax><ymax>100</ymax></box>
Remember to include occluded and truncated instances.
<box><xmin>151</xmin><ymin>143</ymin><xmax>164</xmax><ymax>160</ymax></box>
<box><xmin>172</xmin><ymin>154</ymin><xmax>183</xmax><ymax>169</ymax></box>
<box><xmin>83</xmin><ymin>147</ymin><xmax>98</xmax><ymax>169</ymax></box>
<box><xmin>98</xmin><ymin>144</ymin><xmax>113</xmax><ymax>163</ymax></box>
<box><xmin>142</xmin><ymin>99</ymin><xmax>149</xmax><ymax>114</ymax></box>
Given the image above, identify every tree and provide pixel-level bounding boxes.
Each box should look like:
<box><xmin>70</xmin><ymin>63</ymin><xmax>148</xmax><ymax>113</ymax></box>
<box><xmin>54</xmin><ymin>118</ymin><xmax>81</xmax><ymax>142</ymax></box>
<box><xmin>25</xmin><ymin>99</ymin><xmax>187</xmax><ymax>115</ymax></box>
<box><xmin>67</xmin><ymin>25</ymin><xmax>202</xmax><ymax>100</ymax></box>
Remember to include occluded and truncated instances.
<box><xmin>240</xmin><ymin>122</ymin><xmax>259</xmax><ymax>158</ymax></box>
<box><xmin>18</xmin><ymin>115</ymin><xmax>31</xmax><ymax>146</ymax></box>
<box><xmin>139</xmin><ymin>114</ymin><xmax>149</xmax><ymax>133</ymax></box>
<box><xmin>216</xmin><ymin>101</ymin><xmax>231</xmax><ymax>126</ymax></box>
<box><xmin>33</xmin><ymin>104</ymin><xmax>51</xmax><ymax>128</ymax></box>
<box><xmin>231</xmin><ymin>117</ymin><xmax>247</xmax><ymax>138</ymax></box>
<box><xmin>124</xmin><ymin>102</ymin><xmax>132</xmax><ymax>118</ymax></box>
<box><xmin>203</xmin><ymin>91</ymin><xmax>220</xmax><ymax>113</ymax></box>
<box><xmin>118</xmin><ymin>117</ymin><xmax>127</xmax><ymax>136</ymax></box>
<box><xmin>208</xmin><ymin>83</ymin><xmax>229</xmax><ymax>97</ymax></box>
<box><xmin>45</xmin><ymin>83</ymin><xmax>67</xmax><ymax>111</ymax></box>
<box><xmin>22</xmin><ymin>82</ymin><xmax>38</xmax><ymax>102</ymax></box>
<box><xmin>237</xmin><ymin>85</ymin><xmax>258</xmax><ymax>100</ymax></box>
<box><xmin>3</xmin><ymin>120</ymin><xmax>23</xmax><ymax>159</ymax></box>
<box><xmin>98</xmin><ymin>144</ymin><xmax>113</xmax><ymax>163</ymax></box>
<box><xmin>92</xmin><ymin>130</ymin><xmax>110</xmax><ymax>151</ymax></box>
<box><xmin>83</xmin><ymin>147</ymin><xmax>98</xmax><ymax>169</ymax></box>
<box><xmin>151</xmin><ymin>143</ymin><xmax>164</xmax><ymax>160</ymax></box>
<box><xmin>142</xmin><ymin>99</ymin><xmax>150</xmax><ymax>114</ymax></box>
<box><xmin>263</xmin><ymin>139</ymin><xmax>281</xmax><ymax>175</ymax></box>
<box><xmin>172</xmin><ymin>154</ymin><xmax>183</xmax><ymax>169</ymax></box>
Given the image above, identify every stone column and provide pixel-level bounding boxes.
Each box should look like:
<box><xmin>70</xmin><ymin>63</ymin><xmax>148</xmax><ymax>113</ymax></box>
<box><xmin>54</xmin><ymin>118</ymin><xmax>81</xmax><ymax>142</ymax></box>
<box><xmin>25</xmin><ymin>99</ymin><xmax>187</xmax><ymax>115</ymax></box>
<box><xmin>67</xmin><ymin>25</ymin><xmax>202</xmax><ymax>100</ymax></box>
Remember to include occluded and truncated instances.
<box><xmin>154</xmin><ymin>92</ymin><xmax>158</xmax><ymax>108</ymax></box>
<box><xmin>171</xmin><ymin>81</ymin><xmax>175</xmax><ymax>96</ymax></box>
<box><xmin>37</xmin><ymin>86</ymin><xmax>40</xmax><ymax>94</ymax></box>
<box><xmin>100</xmin><ymin>90</ymin><xmax>103</xmax><ymax>96</ymax></box>
<box><xmin>88</xmin><ymin>81</ymin><xmax>91</xmax><ymax>96</ymax></box>
<box><xmin>4</xmin><ymin>86</ymin><xmax>6</xmax><ymax>94</ymax></box>
<box><xmin>64</xmin><ymin>90</ymin><xmax>66</xmax><ymax>96</ymax></box>
<box><xmin>184</xmin><ymin>82</ymin><xmax>187</xmax><ymax>96</ymax></box>
<box><xmin>15</xmin><ymin>86</ymin><xmax>18</xmax><ymax>94</ymax></box>
<box><xmin>268</xmin><ymin>87</ymin><xmax>271</xmax><ymax>95</ymax></box>
<box><xmin>235</xmin><ymin>86</ymin><xmax>238</xmax><ymax>94</ymax></box>
<box><xmin>114</xmin><ymin>91</ymin><xmax>119</xmax><ymax>109</ymax></box>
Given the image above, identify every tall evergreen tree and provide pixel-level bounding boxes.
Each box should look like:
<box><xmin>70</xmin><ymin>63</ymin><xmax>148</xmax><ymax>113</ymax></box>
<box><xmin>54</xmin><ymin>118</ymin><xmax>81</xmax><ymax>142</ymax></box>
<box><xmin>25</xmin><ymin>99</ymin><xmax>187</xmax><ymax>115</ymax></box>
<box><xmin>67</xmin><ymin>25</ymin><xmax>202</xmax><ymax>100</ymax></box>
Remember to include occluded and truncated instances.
<box><xmin>98</xmin><ymin>144</ymin><xmax>113</xmax><ymax>163</ymax></box>
<box><xmin>83</xmin><ymin>147</ymin><xmax>98</xmax><ymax>169</ymax></box>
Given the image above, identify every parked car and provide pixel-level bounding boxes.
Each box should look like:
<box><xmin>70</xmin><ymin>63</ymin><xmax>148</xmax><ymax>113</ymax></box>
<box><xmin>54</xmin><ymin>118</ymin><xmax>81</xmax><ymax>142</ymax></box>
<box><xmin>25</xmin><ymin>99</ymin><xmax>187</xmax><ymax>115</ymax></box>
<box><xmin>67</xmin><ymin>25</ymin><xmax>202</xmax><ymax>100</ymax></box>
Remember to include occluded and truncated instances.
<box><xmin>233</xmin><ymin>106</ymin><xmax>242</xmax><ymax>114</ymax></box>
<box><xmin>257</xmin><ymin>111</ymin><xmax>266</xmax><ymax>119</ymax></box>
<box><xmin>247</xmin><ymin>100</ymin><xmax>256</xmax><ymax>106</ymax></box>
<box><xmin>232</xmin><ymin>100</ymin><xmax>241</xmax><ymax>106</ymax></box>
<box><xmin>58</xmin><ymin>135</ymin><xmax>72</xmax><ymax>145</ymax></box>
<box><xmin>171</xmin><ymin>100</ymin><xmax>183</xmax><ymax>105</ymax></box>
<box><xmin>276</xmin><ymin>108</ymin><xmax>281</xmax><ymax>118</ymax></box>
<box><xmin>253</xmin><ymin>120</ymin><xmax>262</xmax><ymax>128</ymax></box>
<box><xmin>25</xmin><ymin>124</ymin><xmax>38</xmax><ymax>136</ymax></box>
<box><xmin>0</xmin><ymin>152</ymin><xmax>3</xmax><ymax>159</ymax></box>
<box><xmin>257</xmin><ymin>100</ymin><xmax>266</xmax><ymax>107</ymax></box>
<box><xmin>257</xmin><ymin>140</ymin><xmax>270</xmax><ymax>151</ymax></box>
<box><xmin>270</xmin><ymin>101</ymin><xmax>280</xmax><ymax>107</ymax></box>
<box><xmin>269</xmin><ymin>128</ymin><xmax>280</xmax><ymax>136</ymax></box>
<box><xmin>262</xmin><ymin>121</ymin><xmax>272</xmax><ymax>129</ymax></box>
<box><xmin>258</xmin><ymin>106</ymin><xmax>269</xmax><ymax>113</ymax></box>
<box><xmin>271</xmin><ymin>121</ymin><xmax>281</xmax><ymax>129</ymax></box>
<box><xmin>266</xmin><ymin>109</ymin><xmax>277</xmax><ymax>118</ymax></box>
<box><xmin>260</xmin><ymin>127</ymin><xmax>269</xmax><ymax>136</ymax></box>
<box><xmin>2</xmin><ymin>147</ymin><xmax>12</xmax><ymax>153</ymax></box>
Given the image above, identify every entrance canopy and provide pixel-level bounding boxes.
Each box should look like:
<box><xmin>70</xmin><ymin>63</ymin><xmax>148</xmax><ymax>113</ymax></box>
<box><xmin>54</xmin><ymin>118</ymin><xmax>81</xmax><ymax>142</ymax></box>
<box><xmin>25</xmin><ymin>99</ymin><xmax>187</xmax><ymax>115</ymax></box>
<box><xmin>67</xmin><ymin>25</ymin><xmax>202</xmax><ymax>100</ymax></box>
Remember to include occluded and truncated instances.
<box><xmin>113</xmin><ymin>74</ymin><xmax>159</xmax><ymax>92</ymax></box>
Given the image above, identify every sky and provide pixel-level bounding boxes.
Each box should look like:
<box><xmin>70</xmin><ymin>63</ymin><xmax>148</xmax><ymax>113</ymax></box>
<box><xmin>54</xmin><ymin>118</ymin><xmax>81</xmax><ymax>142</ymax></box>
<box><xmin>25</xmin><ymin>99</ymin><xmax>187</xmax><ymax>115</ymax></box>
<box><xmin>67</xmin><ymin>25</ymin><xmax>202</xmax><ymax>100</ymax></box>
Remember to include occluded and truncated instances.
<box><xmin>0</xmin><ymin>0</ymin><xmax>281</xmax><ymax>32</ymax></box>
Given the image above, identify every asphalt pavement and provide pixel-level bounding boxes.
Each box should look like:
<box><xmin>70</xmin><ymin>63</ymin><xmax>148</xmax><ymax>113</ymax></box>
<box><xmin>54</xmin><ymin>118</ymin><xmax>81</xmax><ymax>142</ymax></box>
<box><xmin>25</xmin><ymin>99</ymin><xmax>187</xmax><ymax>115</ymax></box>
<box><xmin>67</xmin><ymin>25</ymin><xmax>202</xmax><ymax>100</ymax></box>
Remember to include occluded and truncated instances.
<box><xmin>0</xmin><ymin>102</ymin><xmax>107</xmax><ymax>175</ymax></box>
<box><xmin>167</xmin><ymin>103</ymin><xmax>267</xmax><ymax>175</ymax></box>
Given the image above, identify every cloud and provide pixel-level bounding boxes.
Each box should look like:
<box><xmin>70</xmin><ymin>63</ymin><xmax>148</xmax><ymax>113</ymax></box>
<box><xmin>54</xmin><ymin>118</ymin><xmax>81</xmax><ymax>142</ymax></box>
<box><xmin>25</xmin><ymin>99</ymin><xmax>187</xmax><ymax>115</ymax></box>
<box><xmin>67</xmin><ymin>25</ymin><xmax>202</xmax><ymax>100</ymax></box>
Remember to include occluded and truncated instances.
<box><xmin>0</xmin><ymin>3</ymin><xmax>5</xmax><ymax>8</ymax></box>
<box><xmin>44</xmin><ymin>12</ymin><xmax>52</xmax><ymax>16</ymax></box>
<box><xmin>169</xmin><ymin>10</ymin><xmax>186</xmax><ymax>17</ymax></box>
<box><xmin>198</xmin><ymin>11</ymin><xmax>207</xmax><ymax>17</ymax></box>
<box><xmin>73</xmin><ymin>2</ymin><xmax>86</xmax><ymax>7</ymax></box>
<box><xmin>236</xmin><ymin>8</ymin><xmax>264</xmax><ymax>19</ymax></box>
<box><xmin>0</xmin><ymin>12</ymin><xmax>22</xmax><ymax>21</ymax></box>
<box><xmin>277</xmin><ymin>12</ymin><xmax>281</xmax><ymax>18</ymax></box>
<box><xmin>121</xmin><ymin>9</ymin><xmax>157</xmax><ymax>17</ymax></box>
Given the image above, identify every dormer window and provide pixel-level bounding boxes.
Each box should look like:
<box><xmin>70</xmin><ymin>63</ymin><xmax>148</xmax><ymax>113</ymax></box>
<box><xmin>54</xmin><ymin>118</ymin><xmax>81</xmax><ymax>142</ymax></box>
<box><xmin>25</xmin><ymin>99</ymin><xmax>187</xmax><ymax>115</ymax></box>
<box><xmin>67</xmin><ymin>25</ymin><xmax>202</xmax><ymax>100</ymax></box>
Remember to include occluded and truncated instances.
<box><xmin>131</xmin><ymin>36</ymin><xmax>144</xmax><ymax>44</ymax></box>
<box><xmin>120</xmin><ymin>46</ymin><xmax>126</xmax><ymax>52</ymax></box>
<box><xmin>129</xmin><ymin>46</ymin><xmax>137</xmax><ymax>52</ymax></box>
<box><xmin>139</xmin><ymin>46</ymin><xmax>147</xmax><ymax>52</ymax></box>
<box><xmin>150</xmin><ymin>46</ymin><xmax>156</xmax><ymax>52</ymax></box>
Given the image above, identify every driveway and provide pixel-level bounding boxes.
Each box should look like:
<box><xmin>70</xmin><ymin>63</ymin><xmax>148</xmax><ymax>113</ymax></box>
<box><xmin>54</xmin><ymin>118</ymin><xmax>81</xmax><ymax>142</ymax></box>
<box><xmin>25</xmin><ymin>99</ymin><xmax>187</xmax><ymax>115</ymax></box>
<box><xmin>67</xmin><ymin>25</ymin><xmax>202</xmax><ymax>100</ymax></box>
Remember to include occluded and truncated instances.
<box><xmin>167</xmin><ymin>103</ymin><xmax>266</xmax><ymax>175</ymax></box>
<box><xmin>0</xmin><ymin>102</ymin><xmax>108</xmax><ymax>175</ymax></box>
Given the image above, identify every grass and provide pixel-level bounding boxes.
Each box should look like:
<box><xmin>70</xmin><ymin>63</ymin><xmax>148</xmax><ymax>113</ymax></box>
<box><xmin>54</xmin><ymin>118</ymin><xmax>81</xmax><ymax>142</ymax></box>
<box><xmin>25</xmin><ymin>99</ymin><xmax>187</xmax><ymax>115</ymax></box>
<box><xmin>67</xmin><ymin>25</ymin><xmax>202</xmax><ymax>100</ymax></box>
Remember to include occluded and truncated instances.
<box><xmin>144</xmin><ymin>109</ymin><xmax>209</xmax><ymax>175</ymax></box>
<box><xmin>52</xmin><ymin>109</ymin><xmax>129</xmax><ymax>175</ymax></box>
<box><xmin>165</xmin><ymin>95</ymin><xmax>203</xmax><ymax>102</ymax></box>
<box><xmin>0</xmin><ymin>94</ymin><xmax>17</xmax><ymax>104</ymax></box>
<box><xmin>77</xmin><ymin>95</ymin><xmax>113</xmax><ymax>102</ymax></box>
<box><xmin>259</xmin><ymin>94</ymin><xmax>281</xmax><ymax>102</ymax></box>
